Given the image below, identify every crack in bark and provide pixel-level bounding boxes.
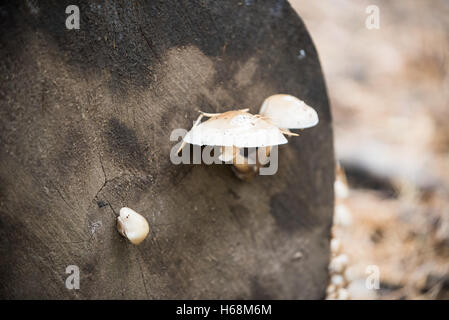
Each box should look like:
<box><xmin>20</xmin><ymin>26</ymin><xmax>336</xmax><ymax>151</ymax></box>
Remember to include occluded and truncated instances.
<box><xmin>137</xmin><ymin>252</ymin><xmax>151</xmax><ymax>299</ymax></box>
<box><xmin>93</xmin><ymin>154</ymin><xmax>141</xmax><ymax>217</ymax></box>
<box><xmin>93</xmin><ymin>152</ymin><xmax>117</xmax><ymax>218</ymax></box>
<box><xmin>55</xmin><ymin>186</ymin><xmax>75</xmax><ymax>211</ymax></box>
<box><xmin>98</xmin><ymin>152</ymin><xmax>107</xmax><ymax>182</ymax></box>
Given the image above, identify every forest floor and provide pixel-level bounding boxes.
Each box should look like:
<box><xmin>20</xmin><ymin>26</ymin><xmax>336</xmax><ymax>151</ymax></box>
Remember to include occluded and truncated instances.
<box><xmin>291</xmin><ymin>0</ymin><xmax>449</xmax><ymax>299</ymax></box>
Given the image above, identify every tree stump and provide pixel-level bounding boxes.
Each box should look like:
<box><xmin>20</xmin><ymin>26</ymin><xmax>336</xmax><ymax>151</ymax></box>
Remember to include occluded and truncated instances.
<box><xmin>0</xmin><ymin>0</ymin><xmax>334</xmax><ymax>299</ymax></box>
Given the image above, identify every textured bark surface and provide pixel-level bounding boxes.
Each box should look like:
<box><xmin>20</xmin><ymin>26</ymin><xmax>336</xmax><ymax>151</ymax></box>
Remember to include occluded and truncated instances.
<box><xmin>0</xmin><ymin>0</ymin><xmax>334</xmax><ymax>299</ymax></box>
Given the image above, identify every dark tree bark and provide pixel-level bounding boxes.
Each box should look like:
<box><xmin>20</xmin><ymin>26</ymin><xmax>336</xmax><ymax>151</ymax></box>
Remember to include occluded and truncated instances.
<box><xmin>0</xmin><ymin>0</ymin><xmax>334</xmax><ymax>299</ymax></box>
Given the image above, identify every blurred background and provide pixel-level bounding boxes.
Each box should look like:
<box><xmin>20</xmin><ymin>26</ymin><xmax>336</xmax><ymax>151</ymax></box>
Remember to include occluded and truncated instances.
<box><xmin>290</xmin><ymin>0</ymin><xmax>449</xmax><ymax>299</ymax></box>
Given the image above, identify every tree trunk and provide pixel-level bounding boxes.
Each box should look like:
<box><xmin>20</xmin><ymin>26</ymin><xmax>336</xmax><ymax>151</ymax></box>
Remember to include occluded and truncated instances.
<box><xmin>0</xmin><ymin>0</ymin><xmax>334</xmax><ymax>299</ymax></box>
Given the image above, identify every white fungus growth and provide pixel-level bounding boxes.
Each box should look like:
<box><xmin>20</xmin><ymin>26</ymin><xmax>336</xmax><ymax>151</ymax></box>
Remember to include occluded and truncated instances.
<box><xmin>259</xmin><ymin>94</ymin><xmax>319</xmax><ymax>130</ymax></box>
<box><xmin>181</xmin><ymin>109</ymin><xmax>290</xmax><ymax>179</ymax></box>
<box><xmin>117</xmin><ymin>207</ymin><xmax>150</xmax><ymax>245</ymax></box>
<box><xmin>177</xmin><ymin>94</ymin><xmax>319</xmax><ymax>180</ymax></box>
<box><xmin>183</xmin><ymin>110</ymin><xmax>287</xmax><ymax>148</ymax></box>
<box><xmin>218</xmin><ymin>146</ymin><xmax>236</xmax><ymax>162</ymax></box>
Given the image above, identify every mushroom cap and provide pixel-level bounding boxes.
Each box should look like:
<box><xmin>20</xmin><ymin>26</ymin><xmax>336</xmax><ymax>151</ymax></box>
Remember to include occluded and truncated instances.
<box><xmin>259</xmin><ymin>94</ymin><xmax>319</xmax><ymax>129</ymax></box>
<box><xmin>117</xmin><ymin>207</ymin><xmax>149</xmax><ymax>245</ymax></box>
<box><xmin>183</xmin><ymin>110</ymin><xmax>287</xmax><ymax>148</ymax></box>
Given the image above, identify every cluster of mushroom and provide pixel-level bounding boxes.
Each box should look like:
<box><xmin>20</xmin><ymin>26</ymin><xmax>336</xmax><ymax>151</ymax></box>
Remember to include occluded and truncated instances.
<box><xmin>117</xmin><ymin>207</ymin><xmax>150</xmax><ymax>245</ymax></box>
<box><xmin>178</xmin><ymin>94</ymin><xmax>319</xmax><ymax>179</ymax></box>
<box><xmin>115</xmin><ymin>94</ymin><xmax>318</xmax><ymax>245</ymax></box>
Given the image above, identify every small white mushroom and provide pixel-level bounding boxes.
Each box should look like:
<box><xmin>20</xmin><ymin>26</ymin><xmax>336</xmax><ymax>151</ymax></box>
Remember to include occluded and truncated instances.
<box><xmin>117</xmin><ymin>207</ymin><xmax>149</xmax><ymax>245</ymax></box>
<box><xmin>259</xmin><ymin>94</ymin><xmax>319</xmax><ymax>129</ymax></box>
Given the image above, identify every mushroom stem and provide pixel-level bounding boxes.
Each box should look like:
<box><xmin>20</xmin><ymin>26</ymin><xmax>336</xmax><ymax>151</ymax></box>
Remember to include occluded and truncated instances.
<box><xmin>219</xmin><ymin>146</ymin><xmax>237</xmax><ymax>162</ymax></box>
<box><xmin>231</xmin><ymin>146</ymin><xmax>275</xmax><ymax>180</ymax></box>
<box><xmin>264</xmin><ymin>146</ymin><xmax>272</xmax><ymax>158</ymax></box>
<box><xmin>117</xmin><ymin>207</ymin><xmax>150</xmax><ymax>245</ymax></box>
<box><xmin>232</xmin><ymin>148</ymin><xmax>259</xmax><ymax>177</ymax></box>
<box><xmin>231</xmin><ymin>151</ymin><xmax>258</xmax><ymax>180</ymax></box>
<box><xmin>233</xmin><ymin>150</ymin><xmax>252</xmax><ymax>173</ymax></box>
<box><xmin>253</xmin><ymin>146</ymin><xmax>272</xmax><ymax>171</ymax></box>
<box><xmin>253</xmin><ymin>128</ymin><xmax>293</xmax><ymax>167</ymax></box>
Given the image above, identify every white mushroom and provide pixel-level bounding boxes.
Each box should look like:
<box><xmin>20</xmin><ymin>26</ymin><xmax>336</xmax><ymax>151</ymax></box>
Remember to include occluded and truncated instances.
<box><xmin>183</xmin><ymin>110</ymin><xmax>287</xmax><ymax>148</ymax></box>
<box><xmin>259</xmin><ymin>94</ymin><xmax>319</xmax><ymax>129</ymax></box>
<box><xmin>117</xmin><ymin>207</ymin><xmax>149</xmax><ymax>245</ymax></box>
<box><xmin>182</xmin><ymin>109</ymin><xmax>288</xmax><ymax>178</ymax></box>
